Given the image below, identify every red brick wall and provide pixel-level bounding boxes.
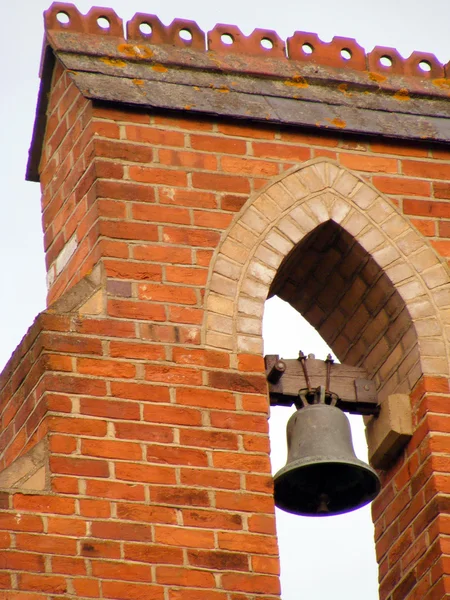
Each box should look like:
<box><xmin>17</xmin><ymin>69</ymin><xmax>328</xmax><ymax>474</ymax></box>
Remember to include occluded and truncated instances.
<box><xmin>1</xmin><ymin>54</ymin><xmax>450</xmax><ymax>599</ymax></box>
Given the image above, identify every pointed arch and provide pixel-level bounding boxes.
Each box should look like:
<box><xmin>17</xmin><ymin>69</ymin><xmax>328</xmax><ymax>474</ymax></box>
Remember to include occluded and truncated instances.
<box><xmin>204</xmin><ymin>158</ymin><xmax>450</xmax><ymax>395</ymax></box>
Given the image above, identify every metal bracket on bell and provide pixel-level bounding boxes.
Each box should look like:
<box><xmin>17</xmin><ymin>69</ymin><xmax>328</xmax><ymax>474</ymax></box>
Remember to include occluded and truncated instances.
<box><xmin>295</xmin><ymin>385</ymin><xmax>339</xmax><ymax>409</ymax></box>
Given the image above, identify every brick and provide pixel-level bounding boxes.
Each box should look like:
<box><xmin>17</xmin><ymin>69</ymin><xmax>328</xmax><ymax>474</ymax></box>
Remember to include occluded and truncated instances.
<box><xmin>176</xmin><ymin>387</ymin><xmax>236</xmax><ymax>409</ymax></box>
<box><xmin>169</xmin><ymin>590</ymin><xmax>226</xmax><ymax>600</ymax></box>
<box><xmin>109</xmin><ymin>341</ymin><xmax>165</xmax><ymax>361</ymax></box>
<box><xmin>0</xmin><ymin>551</ymin><xmax>45</xmax><ymax>572</ymax></box>
<box><xmin>188</xmin><ymin>549</ymin><xmax>248</xmax><ymax>571</ymax></box>
<box><xmin>81</xmin><ymin>438</ymin><xmax>142</xmax><ymax>460</ymax></box>
<box><xmin>404</xmin><ymin>199</ymin><xmax>450</xmax><ymax>218</ymax></box>
<box><xmin>13</xmin><ymin>495</ymin><xmax>75</xmax><ymax>515</ymax></box>
<box><xmin>217</xmin><ymin>123</ymin><xmax>275</xmax><ymax>139</ymax></box>
<box><xmin>165</xmin><ymin>265</ymin><xmax>208</xmax><ymax>285</ymax></box>
<box><xmin>110</xmin><ymin>381</ymin><xmax>170</xmax><ymax>403</ymax></box>
<box><xmin>434</xmin><ymin>182</ymin><xmax>450</xmax><ymax>199</ymax></box>
<box><xmin>94</xmin><ymin>159</ymin><xmax>124</xmax><ymax>179</ymax></box>
<box><xmin>52</xmin><ymin>476</ymin><xmax>79</xmax><ymax>495</ymax></box>
<box><xmin>125</xmin><ymin>125</ymin><xmax>185</xmax><ymax>146</ymax></box>
<box><xmin>248</xmin><ymin>514</ymin><xmax>277</xmax><ymax>535</ymax></box>
<box><xmin>209</xmin><ymin>371</ymin><xmax>268</xmax><ymax>394</ymax></box>
<box><xmin>252</xmin><ymin>555</ymin><xmax>280</xmax><ymax>575</ymax></box>
<box><xmin>439</xmin><ymin>221</ymin><xmax>450</xmax><ymax>237</ymax></box>
<box><xmin>162</xmin><ymin>226</ymin><xmax>221</xmax><ymax>247</ymax></box>
<box><xmin>16</xmin><ymin>532</ymin><xmax>77</xmax><ymax>556</ymax></box>
<box><xmin>99</xmin><ymin>220</ymin><xmax>158</xmax><ymax>242</ymax></box>
<box><xmin>403</xmin><ymin>160</ymin><xmax>450</xmax><ymax>180</ymax></box>
<box><xmin>183</xmin><ymin>509</ymin><xmax>242</xmax><ymax>531</ymax></box>
<box><xmin>238</xmin><ymin>354</ymin><xmax>265</xmax><ymax>372</ymax></box>
<box><xmin>104</xmin><ymin>259</ymin><xmax>162</xmax><ymax>281</ymax></box>
<box><xmin>179</xmin><ymin>429</ymin><xmax>238</xmax><ymax>450</ymax></box>
<box><xmin>102</xmin><ymin>581</ymin><xmax>164</xmax><ymax>600</ymax></box>
<box><xmin>154</xmin><ymin>525</ymin><xmax>214</xmax><ymax>548</ymax></box>
<box><xmin>129</xmin><ymin>166</ymin><xmax>187</xmax><ymax>186</ymax></box>
<box><xmin>18</xmin><ymin>574</ymin><xmax>67</xmax><ymax>594</ymax></box>
<box><xmin>221</xmin><ymin>156</ymin><xmax>278</xmax><ymax>176</ymax></box>
<box><xmin>132</xmin><ymin>203</ymin><xmax>191</xmax><ymax>225</ymax></box>
<box><xmin>133</xmin><ymin>244</ymin><xmax>192</xmax><ymax>264</ymax></box>
<box><xmin>146</xmin><ymin>445</ymin><xmax>208</xmax><ymax>466</ymax></box>
<box><xmin>49</xmin><ymin>433</ymin><xmax>77</xmax><ymax>454</ymax></box>
<box><xmin>370</xmin><ymin>141</ymin><xmax>428</xmax><ymax>157</ymax></box>
<box><xmin>94</xmin><ymin>139</ymin><xmax>153</xmax><ymax>163</ymax></box>
<box><xmin>138</xmin><ymin>283</ymin><xmax>197</xmax><ymax>305</ymax></box>
<box><xmin>159</xmin><ymin>188</ymin><xmax>217</xmax><ymax>209</ymax></box>
<box><xmin>191</xmin><ymin>134</ymin><xmax>247</xmax><ymax>154</ymax></box>
<box><xmin>91</xmin><ymin>560</ymin><xmax>152</xmax><ymax>581</ymax></box>
<box><xmin>153</xmin><ymin>114</ymin><xmax>213</xmax><ymax>131</ymax></box>
<box><xmin>115</xmin><ymin>461</ymin><xmax>176</xmax><ymax>484</ymax></box>
<box><xmin>48</xmin><ymin>416</ymin><xmax>107</xmax><ymax>437</ymax></box>
<box><xmin>156</xmin><ymin>566</ymin><xmax>216</xmax><ymax>587</ymax></box>
<box><xmin>47</xmin><ymin>516</ymin><xmax>86</xmax><ymax>536</ymax></box>
<box><xmin>172</xmin><ymin>347</ymin><xmax>229</xmax><ymax>368</ymax></box>
<box><xmin>115</xmin><ymin>422</ymin><xmax>173</xmax><ymax>443</ymax></box>
<box><xmin>124</xmin><ymin>543</ymin><xmax>184</xmax><ymax>564</ymax></box>
<box><xmin>222</xmin><ymin>573</ymin><xmax>280</xmax><ymax>594</ymax></box>
<box><xmin>340</xmin><ymin>154</ymin><xmax>398</xmax><ymax>173</ymax></box>
<box><xmin>44</xmin><ymin>372</ymin><xmax>103</xmax><ymax>398</ymax></box>
<box><xmin>91</xmin><ymin>520</ymin><xmax>154</xmax><ymax>542</ymax></box>
<box><xmin>411</xmin><ymin>219</ymin><xmax>436</xmax><ymax>237</ymax></box>
<box><xmin>192</xmin><ymin>212</ymin><xmax>233</xmax><ymax>232</ymax></box>
<box><xmin>220</xmin><ymin>194</ymin><xmax>247</xmax><ymax>212</ymax></box>
<box><xmin>79</xmin><ymin>499</ymin><xmax>111</xmax><ymax>519</ymax></box>
<box><xmin>210</xmin><ymin>411</ymin><xmax>268</xmax><ymax>433</ymax></box>
<box><xmin>143</xmin><ymin>403</ymin><xmax>202</xmax><ymax>425</ymax></box>
<box><xmin>92</xmin><ymin>120</ymin><xmax>120</xmax><ymax>138</ymax></box>
<box><xmin>51</xmin><ymin>556</ymin><xmax>86</xmax><ymax>576</ymax></box>
<box><xmin>108</xmin><ymin>299</ymin><xmax>166</xmax><ymax>321</ymax></box>
<box><xmin>85</xmin><ymin>479</ymin><xmax>145</xmax><ymax>501</ymax></box>
<box><xmin>77</xmin><ymin>358</ymin><xmax>136</xmax><ymax>378</ymax></box>
<box><xmin>180</xmin><ymin>467</ymin><xmax>240</xmax><ymax>489</ymax></box>
<box><xmin>72</xmin><ymin>578</ymin><xmax>101</xmax><ymax>598</ymax></box>
<box><xmin>213</xmin><ymin>451</ymin><xmax>271</xmax><ymax>473</ymax></box>
<box><xmin>252</xmin><ymin>142</ymin><xmax>311</xmax><ymax>161</ymax></box>
<box><xmin>159</xmin><ymin>149</ymin><xmax>218</xmax><ymax>170</ymax></box>
<box><xmin>51</xmin><ymin>455</ymin><xmax>109</xmax><ymax>478</ymax></box>
<box><xmin>218</xmin><ymin>531</ymin><xmax>278</xmax><ymax>555</ymax></box>
<box><xmin>40</xmin><ymin>333</ymin><xmax>103</xmax><ymax>356</ymax></box>
<box><xmin>192</xmin><ymin>172</ymin><xmax>250</xmax><ymax>193</ymax></box>
<box><xmin>216</xmin><ymin>490</ymin><xmax>273</xmax><ymax>513</ymax></box>
<box><xmin>372</xmin><ymin>176</ymin><xmax>431</xmax><ymax>196</ymax></box>
<box><xmin>97</xmin><ymin>180</ymin><xmax>156</xmax><ymax>203</ymax></box>
<box><xmin>431</xmin><ymin>240</ymin><xmax>450</xmax><ymax>256</ymax></box>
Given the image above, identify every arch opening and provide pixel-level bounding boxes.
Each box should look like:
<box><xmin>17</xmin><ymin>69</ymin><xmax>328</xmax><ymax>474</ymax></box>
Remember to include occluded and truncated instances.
<box><xmin>269</xmin><ymin>219</ymin><xmax>420</xmax><ymax>401</ymax></box>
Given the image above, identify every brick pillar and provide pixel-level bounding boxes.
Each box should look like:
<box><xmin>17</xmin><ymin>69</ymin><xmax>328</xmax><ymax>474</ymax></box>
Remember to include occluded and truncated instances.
<box><xmin>2</xmin><ymin>4</ymin><xmax>450</xmax><ymax>599</ymax></box>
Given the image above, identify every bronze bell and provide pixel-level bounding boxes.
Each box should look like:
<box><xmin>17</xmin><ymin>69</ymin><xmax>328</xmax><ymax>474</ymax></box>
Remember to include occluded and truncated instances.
<box><xmin>274</xmin><ymin>403</ymin><xmax>381</xmax><ymax>516</ymax></box>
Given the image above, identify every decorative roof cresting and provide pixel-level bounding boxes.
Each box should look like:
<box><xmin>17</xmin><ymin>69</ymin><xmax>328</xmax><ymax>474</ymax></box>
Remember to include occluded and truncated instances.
<box><xmin>45</xmin><ymin>2</ymin><xmax>450</xmax><ymax>79</ymax></box>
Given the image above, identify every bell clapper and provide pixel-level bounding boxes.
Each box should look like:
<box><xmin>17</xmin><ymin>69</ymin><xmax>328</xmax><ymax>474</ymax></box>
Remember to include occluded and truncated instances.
<box><xmin>317</xmin><ymin>493</ymin><xmax>330</xmax><ymax>514</ymax></box>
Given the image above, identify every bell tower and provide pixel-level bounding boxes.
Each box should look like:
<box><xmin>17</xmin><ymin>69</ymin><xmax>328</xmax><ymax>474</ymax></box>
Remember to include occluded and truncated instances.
<box><xmin>1</xmin><ymin>3</ymin><xmax>450</xmax><ymax>599</ymax></box>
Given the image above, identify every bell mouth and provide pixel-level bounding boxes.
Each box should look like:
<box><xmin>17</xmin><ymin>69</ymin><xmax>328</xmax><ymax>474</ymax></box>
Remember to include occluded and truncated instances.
<box><xmin>274</xmin><ymin>459</ymin><xmax>381</xmax><ymax>517</ymax></box>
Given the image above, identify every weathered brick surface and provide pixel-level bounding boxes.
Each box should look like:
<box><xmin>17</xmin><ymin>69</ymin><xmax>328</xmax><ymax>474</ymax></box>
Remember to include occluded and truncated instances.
<box><xmin>3</xmin><ymin>47</ymin><xmax>450</xmax><ymax>599</ymax></box>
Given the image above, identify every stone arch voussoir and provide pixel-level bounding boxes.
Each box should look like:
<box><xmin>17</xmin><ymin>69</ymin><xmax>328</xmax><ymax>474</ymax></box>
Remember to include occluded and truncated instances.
<box><xmin>204</xmin><ymin>158</ymin><xmax>450</xmax><ymax>384</ymax></box>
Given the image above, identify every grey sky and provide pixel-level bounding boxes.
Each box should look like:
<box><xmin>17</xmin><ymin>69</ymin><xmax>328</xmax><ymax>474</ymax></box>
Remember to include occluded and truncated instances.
<box><xmin>2</xmin><ymin>0</ymin><xmax>450</xmax><ymax>598</ymax></box>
